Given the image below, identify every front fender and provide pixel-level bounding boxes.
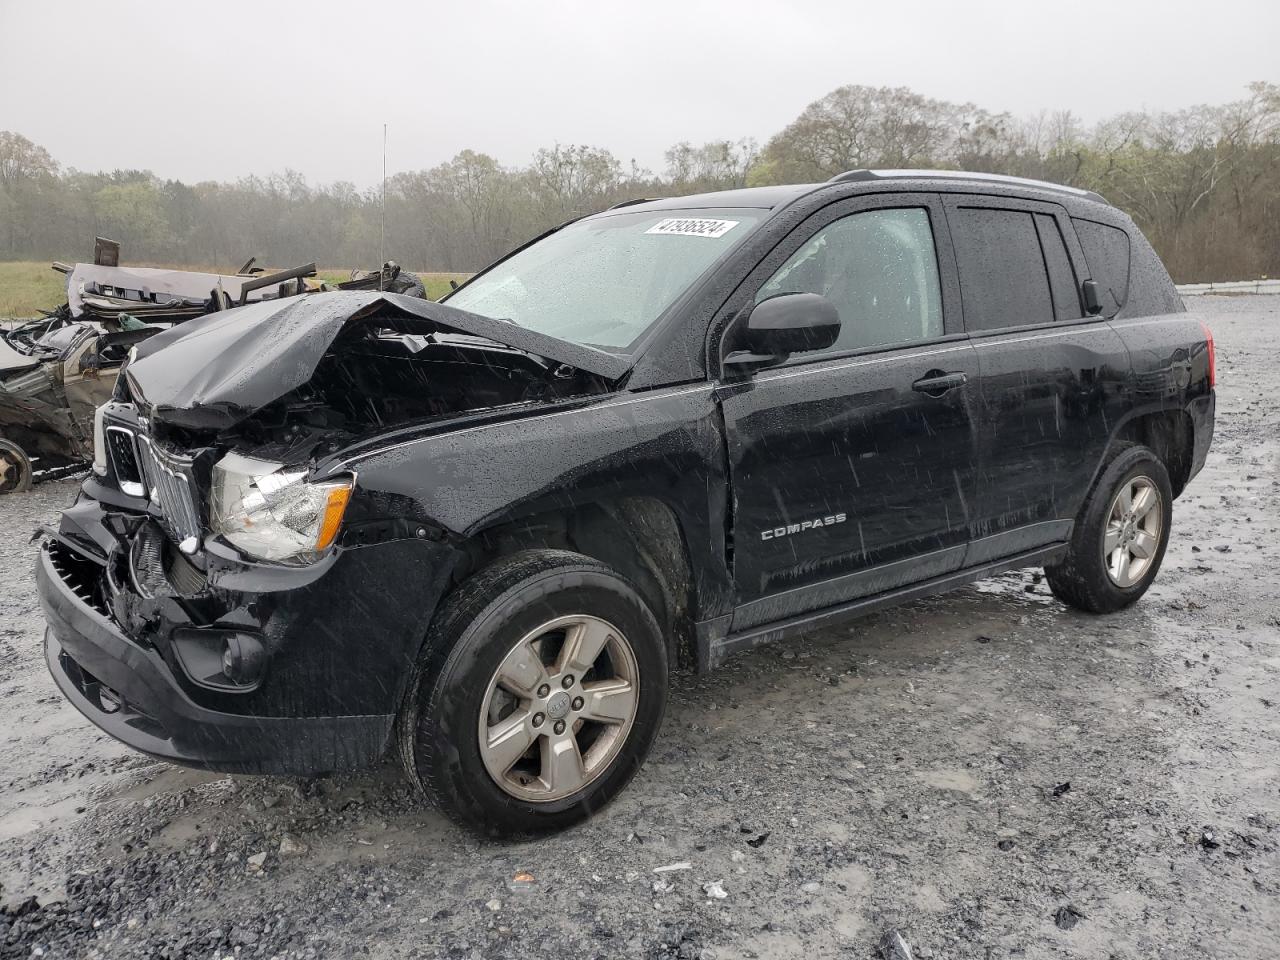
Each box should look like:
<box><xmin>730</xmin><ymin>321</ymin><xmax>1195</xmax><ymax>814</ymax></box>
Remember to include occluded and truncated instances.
<box><xmin>338</xmin><ymin>385</ymin><xmax>734</xmax><ymax>621</ymax></box>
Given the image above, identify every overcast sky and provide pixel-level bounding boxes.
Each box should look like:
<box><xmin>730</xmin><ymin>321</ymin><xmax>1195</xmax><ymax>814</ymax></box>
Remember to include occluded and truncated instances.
<box><xmin>2</xmin><ymin>0</ymin><xmax>1276</xmax><ymax>188</ymax></box>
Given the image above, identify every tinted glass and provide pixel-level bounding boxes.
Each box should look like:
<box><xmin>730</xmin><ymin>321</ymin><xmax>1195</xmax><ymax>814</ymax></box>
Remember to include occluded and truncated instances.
<box><xmin>1072</xmin><ymin>217</ymin><xmax>1131</xmax><ymax>315</ymax></box>
<box><xmin>757</xmin><ymin>207</ymin><xmax>943</xmax><ymax>354</ymax></box>
<box><xmin>951</xmin><ymin>208</ymin><xmax>1053</xmax><ymax>330</ymax></box>
<box><xmin>445</xmin><ymin>208</ymin><xmax>762</xmax><ymax>351</ymax></box>
<box><xmin>1035</xmin><ymin>213</ymin><xmax>1081</xmax><ymax>320</ymax></box>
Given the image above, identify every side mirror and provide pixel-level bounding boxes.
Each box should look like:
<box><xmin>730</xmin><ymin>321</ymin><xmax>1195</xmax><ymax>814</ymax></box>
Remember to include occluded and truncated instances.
<box><xmin>741</xmin><ymin>291</ymin><xmax>841</xmax><ymax>351</ymax></box>
<box><xmin>1082</xmin><ymin>279</ymin><xmax>1104</xmax><ymax>316</ymax></box>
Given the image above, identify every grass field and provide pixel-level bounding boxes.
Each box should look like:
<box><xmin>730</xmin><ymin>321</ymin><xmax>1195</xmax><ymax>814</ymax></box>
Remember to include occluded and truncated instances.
<box><xmin>0</xmin><ymin>262</ymin><xmax>65</xmax><ymax>317</ymax></box>
<box><xmin>0</xmin><ymin>262</ymin><xmax>470</xmax><ymax>318</ymax></box>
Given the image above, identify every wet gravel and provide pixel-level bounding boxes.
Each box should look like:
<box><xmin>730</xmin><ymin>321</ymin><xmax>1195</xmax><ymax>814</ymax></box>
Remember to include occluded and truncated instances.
<box><xmin>1</xmin><ymin>295</ymin><xmax>1277</xmax><ymax>959</ymax></box>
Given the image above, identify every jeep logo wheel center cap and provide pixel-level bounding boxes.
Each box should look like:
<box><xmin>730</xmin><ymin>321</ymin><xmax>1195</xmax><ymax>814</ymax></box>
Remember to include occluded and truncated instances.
<box><xmin>546</xmin><ymin>691</ymin><xmax>571</xmax><ymax>720</ymax></box>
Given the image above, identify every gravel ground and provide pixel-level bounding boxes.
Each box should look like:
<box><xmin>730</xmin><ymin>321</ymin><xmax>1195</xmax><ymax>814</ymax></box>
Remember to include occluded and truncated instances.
<box><xmin>1</xmin><ymin>296</ymin><xmax>1277</xmax><ymax>960</ymax></box>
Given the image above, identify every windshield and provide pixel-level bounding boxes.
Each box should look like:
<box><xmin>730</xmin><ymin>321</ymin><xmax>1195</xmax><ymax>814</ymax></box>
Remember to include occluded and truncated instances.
<box><xmin>444</xmin><ymin>208</ymin><xmax>763</xmax><ymax>351</ymax></box>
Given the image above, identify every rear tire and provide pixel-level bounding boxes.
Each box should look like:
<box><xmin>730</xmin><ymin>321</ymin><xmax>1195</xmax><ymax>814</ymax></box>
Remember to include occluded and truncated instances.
<box><xmin>398</xmin><ymin>549</ymin><xmax>667</xmax><ymax>835</ymax></box>
<box><xmin>1045</xmin><ymin>444</ymin><xmax>1173</xmax><ymax>613</ymax></box>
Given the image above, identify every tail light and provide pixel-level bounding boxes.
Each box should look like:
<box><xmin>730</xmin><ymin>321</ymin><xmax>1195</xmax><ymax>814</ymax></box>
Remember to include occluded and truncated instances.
<box><xmin>1200</xmin><ymin>322</ymin><xmax>1216</xmax><ymax>388</ymax></box>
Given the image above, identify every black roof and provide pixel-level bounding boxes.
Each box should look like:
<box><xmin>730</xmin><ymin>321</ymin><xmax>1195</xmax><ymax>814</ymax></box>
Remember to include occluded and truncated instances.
<box><xmin>595</xmin><ymin>169</ymin><xmax>1109</xmax><ymax>219</ymax></box>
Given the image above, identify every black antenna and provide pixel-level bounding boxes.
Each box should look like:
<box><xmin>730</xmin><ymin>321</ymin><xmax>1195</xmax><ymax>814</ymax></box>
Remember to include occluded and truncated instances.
<box><xmin>379</xmin><ymin>123</ymin><xmax>387</xmax><ymax>291</ymax></box>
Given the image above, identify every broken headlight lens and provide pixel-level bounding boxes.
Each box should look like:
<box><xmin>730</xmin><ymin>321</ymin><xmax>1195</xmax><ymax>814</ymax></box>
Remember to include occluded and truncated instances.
<box><xmin>210</xmin><ymin>452</ymin><xmax>353</xmax><ymax>563</ymax></box>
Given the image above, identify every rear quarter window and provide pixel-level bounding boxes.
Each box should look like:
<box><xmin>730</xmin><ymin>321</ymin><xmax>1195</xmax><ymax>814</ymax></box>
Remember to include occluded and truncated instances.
<box><xmin>1071</xmin><ymin>218</ymin><xmax>1130</xmax><ymax>315</ymax></box>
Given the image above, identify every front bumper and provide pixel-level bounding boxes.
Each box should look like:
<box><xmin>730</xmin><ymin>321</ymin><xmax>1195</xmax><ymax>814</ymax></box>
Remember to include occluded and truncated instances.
<box><xmin>37</xmin><ymin>495</ymin><xmax>459</xmax><ymax>775</ymax></box>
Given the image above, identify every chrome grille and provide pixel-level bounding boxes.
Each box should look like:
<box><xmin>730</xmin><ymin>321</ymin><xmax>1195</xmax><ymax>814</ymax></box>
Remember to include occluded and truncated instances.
<box><xmin>135</xmin><ymin>436</ymin><xmax>202</xmax><ymax>546</ymax></box>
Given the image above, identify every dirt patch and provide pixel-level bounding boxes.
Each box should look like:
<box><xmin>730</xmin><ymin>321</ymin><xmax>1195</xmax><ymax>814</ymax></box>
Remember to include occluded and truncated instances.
<box><xmin>1</xmin><ymin>296</ymin><xmax>1277</xmax><ymax>959</ymax></box>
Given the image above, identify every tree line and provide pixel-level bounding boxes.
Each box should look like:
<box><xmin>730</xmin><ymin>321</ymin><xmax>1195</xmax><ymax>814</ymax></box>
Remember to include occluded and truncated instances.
<box><xmin>1</xmin><ymin>81</ymin><xmax>1277</xmax><ymax>283</ymax></box>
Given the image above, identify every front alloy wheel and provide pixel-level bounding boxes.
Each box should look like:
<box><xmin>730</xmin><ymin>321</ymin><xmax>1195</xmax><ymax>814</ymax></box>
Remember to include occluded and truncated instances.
<box><xmin>399</xmin><ymin>549</ymin><xmax>667</xmax><ymax>835</ymax></box>
<box><xmin>479</xmin><ymin>615</ymin><xmax>639</xmax><ymax>802</ymax></box>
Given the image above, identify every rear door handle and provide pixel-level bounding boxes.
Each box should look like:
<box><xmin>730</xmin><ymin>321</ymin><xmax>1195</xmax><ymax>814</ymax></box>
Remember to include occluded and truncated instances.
<box><xmin>912</xmin><ymin>370</ymin><xmax>968</xmax><ymax>397</ymax></box>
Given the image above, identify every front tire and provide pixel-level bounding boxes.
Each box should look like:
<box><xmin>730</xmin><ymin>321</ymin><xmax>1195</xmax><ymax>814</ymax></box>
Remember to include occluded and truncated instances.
<box><xmin>398</xmin><ymin>549</ymin><xmax>667</xmax><ymax>835</ymax></box>
<box><xmin>1045</xmin><ymin>444</ymin><xmax>1173</xmax><ymax>614</ymax></box>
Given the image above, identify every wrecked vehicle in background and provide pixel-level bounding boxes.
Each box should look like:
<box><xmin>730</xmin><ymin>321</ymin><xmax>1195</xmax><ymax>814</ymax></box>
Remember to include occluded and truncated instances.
<box><xmin>333</xmin><ymin>260</ymin><xmax>427</xmax><ymax>298</ymax></box>
<box><xmin>0</xmin><ymin>240</ymin><xmax>428</xmax><ymax>491</ymax></box>
<box><xmin>53</xmin><ymin>237</ymin><xmax>424</xmax><ymax>325</ymax></box>
<box><xmin>0</xmin><ymin>313</ymin><xmax>158</xmax><ymax>492</ymax></box>
<box><xmin>53</xmin><ymin>237</ymin><xmax>322</xmax><ymax>324</ymax></box>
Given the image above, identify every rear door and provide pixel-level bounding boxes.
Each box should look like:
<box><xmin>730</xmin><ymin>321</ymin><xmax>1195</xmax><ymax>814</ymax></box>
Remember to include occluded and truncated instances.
<box><xmin>716</xmin><ymin>193</ymin><xmax>981</xmax><ymax>630</ymax></box>
<box><xmin>942</xmin><ymin>194</ymin><xmax>1131</xmax><ymax>563</ymax></box>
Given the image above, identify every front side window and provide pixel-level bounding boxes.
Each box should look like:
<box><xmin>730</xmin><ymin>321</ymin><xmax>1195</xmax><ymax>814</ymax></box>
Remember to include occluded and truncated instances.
<box><xmin>445</xmin><ymin>208</ymin><xmax>762</xmax><ymax>351</ymax></box>
<box><xmin>757</xmin><ymin>207</ymin><xmax>944</xmax><ymax>355</ymax></box>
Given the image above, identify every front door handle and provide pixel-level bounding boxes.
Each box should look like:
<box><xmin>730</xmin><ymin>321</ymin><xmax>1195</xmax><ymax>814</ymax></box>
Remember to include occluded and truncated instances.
<box><xmin>912</xmin><ymin>370</ymin><xmax>968</xmax><ymax>397</ymax></box>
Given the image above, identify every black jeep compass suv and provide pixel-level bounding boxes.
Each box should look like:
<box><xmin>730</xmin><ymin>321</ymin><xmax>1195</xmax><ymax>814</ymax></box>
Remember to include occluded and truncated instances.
<box><xmin>38</xmin><ymin>170</ymin><xmax>1215</xmax><ymax>834</ymax></box>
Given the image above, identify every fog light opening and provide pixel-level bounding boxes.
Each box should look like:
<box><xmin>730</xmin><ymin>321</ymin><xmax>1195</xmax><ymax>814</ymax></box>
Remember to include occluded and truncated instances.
<box><xmin>220</xmin><ymin>634</ymin><xmax>266</xmax><ymax>687</ymax></box>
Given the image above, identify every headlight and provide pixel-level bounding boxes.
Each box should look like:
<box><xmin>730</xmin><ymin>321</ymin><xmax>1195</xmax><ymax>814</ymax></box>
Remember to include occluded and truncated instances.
<box><xmin>210</xmin><ymin>452</ymin><xmax>353</xmax><ymax>563</ymax></box>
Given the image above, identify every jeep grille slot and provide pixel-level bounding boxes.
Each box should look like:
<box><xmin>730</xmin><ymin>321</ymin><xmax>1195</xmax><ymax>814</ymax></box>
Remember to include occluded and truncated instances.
<box><xmin>135</xmin><ymin>437</ymin><xmax>202</xmax><ymax>546</ymax></box>
<box><xmin>105</xmin><ymin>426</ymin><xmax>145</xmax><ymax>498</ymax></box>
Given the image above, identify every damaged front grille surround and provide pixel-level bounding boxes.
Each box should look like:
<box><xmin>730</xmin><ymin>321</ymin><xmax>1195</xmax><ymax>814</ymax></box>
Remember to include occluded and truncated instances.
<box><xmin>105</xmin><ymin>423</ymin><xmax>204</xmax><ymax>553</ymax></box>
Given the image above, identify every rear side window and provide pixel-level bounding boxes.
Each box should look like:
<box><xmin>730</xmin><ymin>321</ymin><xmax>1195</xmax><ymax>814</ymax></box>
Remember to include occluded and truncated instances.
<box><xmin>1071</xmin><ymin>218</ymin><xmax>1130</xmax><ymax>315</ymax></box>
<box><xmin>950</xmin><ymin>208</ymin><xmax>1054</xmax><ymax>330</ymax></box>
<box><xmin>1035</xmin><ymin>214</ymin><xmax>1081</xmax><ymax>321</ymax></box>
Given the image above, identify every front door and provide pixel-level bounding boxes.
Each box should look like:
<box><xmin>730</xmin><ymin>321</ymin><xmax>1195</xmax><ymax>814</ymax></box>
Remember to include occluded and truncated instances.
<box><xmin>716</xmin><ymin>194</ymin><xmax>980</xmax><ymax>631</ymax></box>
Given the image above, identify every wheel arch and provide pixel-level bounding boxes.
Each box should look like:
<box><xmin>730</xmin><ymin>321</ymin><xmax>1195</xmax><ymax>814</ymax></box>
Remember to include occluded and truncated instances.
<box><xmin>1109</xmin><ymin>408</ymin><xmax>1196</xmax><ymax>498</ymax></box>
<box><xmin>454</xmin><ymin>496</ymin><xmax>698</xmax><ymax>670</ymax></box>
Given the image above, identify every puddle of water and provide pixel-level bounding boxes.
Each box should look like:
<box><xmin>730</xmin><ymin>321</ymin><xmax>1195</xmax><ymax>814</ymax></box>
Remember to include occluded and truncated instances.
<box><xmin>0</xmin><ymin>793</ymin><xmax>85</xmax><ymax>843</ymax></box>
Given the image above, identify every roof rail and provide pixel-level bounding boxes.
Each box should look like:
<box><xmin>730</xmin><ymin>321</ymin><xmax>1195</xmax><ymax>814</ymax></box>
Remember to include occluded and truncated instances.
<box><xmin>607</xmin><ymin>197</ymin><xmax>666</xmax><ymax>210</ymax></box>
<box><xmin>827</xmin><ymin>169</ymin><xmax>1106</xmax><ymax>204</ymax></box>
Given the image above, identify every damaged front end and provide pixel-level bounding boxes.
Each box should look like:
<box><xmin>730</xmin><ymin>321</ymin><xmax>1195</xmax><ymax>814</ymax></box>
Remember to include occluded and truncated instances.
<box><xmin>37</xmin><ymin>291</ymin><xmax>622</xmax><ymax>774</ymax></box>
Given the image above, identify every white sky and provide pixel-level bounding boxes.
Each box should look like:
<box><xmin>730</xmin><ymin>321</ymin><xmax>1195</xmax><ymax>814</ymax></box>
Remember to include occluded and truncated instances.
<box><xmin>1</xmin><ymin>0</ymin><xmax>1275</xmax><ymax>187</ymax></box>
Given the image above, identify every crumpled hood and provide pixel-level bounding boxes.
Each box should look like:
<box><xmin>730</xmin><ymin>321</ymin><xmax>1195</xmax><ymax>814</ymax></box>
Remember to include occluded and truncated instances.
<box><xmin>127</xmin><ymin>291</ymin><xmax>630</xmax><ymax>430</ymax></box>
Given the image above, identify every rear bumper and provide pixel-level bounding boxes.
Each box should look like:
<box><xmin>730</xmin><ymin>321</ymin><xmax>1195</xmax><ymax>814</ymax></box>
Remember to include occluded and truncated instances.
<box><xmin>1188</xmin><ymin>392</ymin><xmax>1215</xmax><ymax>482</ymax></box>
<box><xmin>38</xmin><ymin>541</ymin><xmax>392</xmax><ymax>774</ymax></box>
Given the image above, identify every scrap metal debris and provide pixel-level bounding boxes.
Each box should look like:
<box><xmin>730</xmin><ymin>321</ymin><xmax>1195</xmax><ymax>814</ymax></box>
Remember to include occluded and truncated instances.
<box><xmin>0</xmin><ymin>240</ymin><xmax>430</xmax><ymax>491</ymax></box>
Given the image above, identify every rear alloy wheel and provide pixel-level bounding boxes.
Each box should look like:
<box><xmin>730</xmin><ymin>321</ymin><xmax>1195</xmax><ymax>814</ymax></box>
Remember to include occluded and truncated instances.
<box><xmin>1046</xmin><ymin>443</ymin><xmax>1173</xmax><ymax>613</ymax></box>
<box><xmin>1102</xmin><ymin>475</ymin><xmax>1163</xmax><ymax>588</ymax></box>
<box><xmin>399</xmin><ymin>549</ymin><xmax>667</xmax><ymax>835</ymax></box>
<box><xmin>0</xmin><ymin>439</ymin><xmax>33</xmax><ymax>495</ymax></box>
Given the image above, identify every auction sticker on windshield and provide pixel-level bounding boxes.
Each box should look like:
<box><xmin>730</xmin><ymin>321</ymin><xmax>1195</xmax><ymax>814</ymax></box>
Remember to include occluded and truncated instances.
<box><xmin>646</xmin><ymin>217</ymin><xmax>739</xmax><ymax>238</ymax></box>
